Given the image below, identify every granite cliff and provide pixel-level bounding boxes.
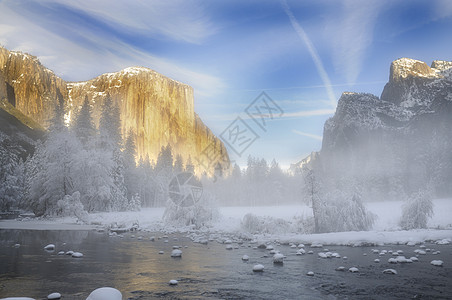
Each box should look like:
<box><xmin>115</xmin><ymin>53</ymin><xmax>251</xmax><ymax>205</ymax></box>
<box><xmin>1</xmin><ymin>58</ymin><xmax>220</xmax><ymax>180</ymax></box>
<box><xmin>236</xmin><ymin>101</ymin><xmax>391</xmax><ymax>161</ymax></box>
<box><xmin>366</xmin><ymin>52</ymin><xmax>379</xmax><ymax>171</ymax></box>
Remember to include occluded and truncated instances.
<box><xmin>318</xmin><ymin>58</ymin><xmax>452</xmax><ymax>199</ymax></box>
<box><xmin>0</xmin><ymin>46</ymin><xmax>229</xmax><ymax>174</ymax></box>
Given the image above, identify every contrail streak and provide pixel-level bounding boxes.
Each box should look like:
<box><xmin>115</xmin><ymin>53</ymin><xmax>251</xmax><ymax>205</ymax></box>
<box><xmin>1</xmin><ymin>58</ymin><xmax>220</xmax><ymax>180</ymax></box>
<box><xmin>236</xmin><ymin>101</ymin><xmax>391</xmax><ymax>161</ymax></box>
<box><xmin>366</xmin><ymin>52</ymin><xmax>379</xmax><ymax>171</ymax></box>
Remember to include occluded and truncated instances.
<box><xmin>280</xmin><ymin>0</ymin><xmax>337</xmax><ymax>108</ymax></box>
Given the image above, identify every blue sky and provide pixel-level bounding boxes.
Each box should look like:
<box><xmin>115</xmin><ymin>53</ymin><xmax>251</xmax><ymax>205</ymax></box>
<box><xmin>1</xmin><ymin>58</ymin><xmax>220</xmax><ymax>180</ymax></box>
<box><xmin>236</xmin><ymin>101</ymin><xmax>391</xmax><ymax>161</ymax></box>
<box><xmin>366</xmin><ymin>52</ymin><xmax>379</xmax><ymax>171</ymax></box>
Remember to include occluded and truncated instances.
<box><xmin>1</xmin><ymin>0</ymin><xmax>452</xmax><ymax>168</ymax></box>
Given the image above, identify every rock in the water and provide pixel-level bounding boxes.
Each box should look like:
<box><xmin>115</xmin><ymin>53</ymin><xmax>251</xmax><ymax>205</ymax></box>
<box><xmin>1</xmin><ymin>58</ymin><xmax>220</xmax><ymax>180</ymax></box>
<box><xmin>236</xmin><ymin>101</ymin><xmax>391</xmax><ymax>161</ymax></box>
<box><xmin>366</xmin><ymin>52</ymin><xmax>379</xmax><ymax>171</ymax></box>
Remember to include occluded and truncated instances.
<box><xmin>253</xmin><ymin>264</ymin><xmax>265</xmax><ymax>272</ymax></box>
<box><xmin>306</xmin><ymin>271</ymin><xmax>314</xmax><ymax>276</ymax></box>
<box><xmin>273</xmin><ymin>253</ymin><xmax>284</xmax><ymax>264</ymax></box>
<box><xmin>44</xmin><ymin>244</ymin><xmax>55</xmax><ymax>251</ymax></box>
<box><xmin>382</xmin><ymin>269</ymin><xmax>397</xmax><ymax>275</ymax></box>
<box><xmin>57</xmin><ymin>251</ymin><xmax>65</xmax><ymax>255</ymax></box>
<box><xmin>225</xmin><ymin>245</ymin><xmax>233</xmax><ymax>250</ymax></box>
<box><xmin>169</xmin><ymin>280</ymin><xmax>178</xmax><ymax>285</ymax></box>
<box><xmin>296</xmin><ymin>249</ymin><xmax>305</xmax><ymax>255</ymax></box>
<box><xmin>374</xmin><ymin>259</ymin><xmax>380</xmax><ymax>263</ymax></box>
<box><xmin>47</xmin><ymin>292</ymin><xmax>61</xmax><ymax>299</ymax></box>
<box><xmin>335</xmin><ymin>266</ymin><xmax>345</xmax><ymax>271</ymax></box>
<box><xmin>348</xmin><ymin>267</ymin><xmax>359</xmax><ymax>273</ymax></box>
<box><xmin>72</xmin><ymin>252</ymin><xmax>83</xmax><ymax>258</ymax></box>
<box><xmin>242</xmin><ymin>255</ymin><xmax>250</xmax><ymax>261</ymax></box>
<box><xmin>65</xmin><ymin>251</ymin><xmax>74</xmax><ymax>256</ymax></box>
<box><xmin>171</xmin><ymin>249</ymin><xmax>182</xmax><ymax>257</ymax></box>
<box><xmin>431</xmin><ymin>260</ymin><xmax>443</xmax><ymax>267</ymax></box>
<box><xmin>159</xmin><ymin>251</ymin><xmax>164</xmax><ymax>254</ymax></box>
<box><xmin>86</xmin><ymin>287</ymin><xmax>122</xmax><ymax>300</ymax></box>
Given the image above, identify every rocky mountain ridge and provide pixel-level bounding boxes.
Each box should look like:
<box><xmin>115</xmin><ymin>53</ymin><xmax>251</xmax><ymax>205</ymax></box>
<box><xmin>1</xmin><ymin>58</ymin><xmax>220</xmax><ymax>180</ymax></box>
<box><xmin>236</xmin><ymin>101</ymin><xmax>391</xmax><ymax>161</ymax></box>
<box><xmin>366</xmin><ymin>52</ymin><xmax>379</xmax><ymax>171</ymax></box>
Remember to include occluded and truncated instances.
<box><xmin>318</xmin><ymin>57</ymin><xmax>452</xmax><ymax>199</ymax></box>
<box><xmin>0</xmin><ymin>46</ymin><xmax>229</xmax><ymax>174</ymax></box>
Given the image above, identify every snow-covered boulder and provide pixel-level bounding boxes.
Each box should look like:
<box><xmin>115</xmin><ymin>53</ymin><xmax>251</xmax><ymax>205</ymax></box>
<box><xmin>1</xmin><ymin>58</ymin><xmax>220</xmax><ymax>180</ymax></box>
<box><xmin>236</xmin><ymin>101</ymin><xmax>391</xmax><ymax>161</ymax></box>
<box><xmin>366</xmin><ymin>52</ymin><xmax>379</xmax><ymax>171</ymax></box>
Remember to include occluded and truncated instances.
<box><xmin>296</xmin><ymin>249</ymin><xmax>305</xmax><ymax>255</ymax></box>
<box><xmin>266</xmin><ymin>245</ymin><xmax>274</xmax><ymax>250</ymax></box>
<box><xmin>335</xmin><ymin>266</ymin><xmax>345</xmax><ymax>271</ymax></box>
<box><xmin>348</xmin><ymin>267</ymin><xmax>359</xmax><ymax>273</ymax></box>
<box><xmin>414</xmin><ymin>249</ymin><xmax>426</xmax><ymax>255</ymax></box>
<box><xmin>86</xmin><ymin>287</ymin><xmax>122</xmax><ymax>300</ymax></box>
<box><xmin>253</xmin><ymin>264</ymin><xmax>265</xmax><ymax>272</ymax></box>
<box><xmin>171</xmin><ymin>249</ymin><xmax>182</xmax><ymax>257</ymax></box>
<box><xmin>273</xmin><ymin>253</ymin><xmax>284</xmax><ymax>264</ymax></box>
<box><xmin>306</xmin><ymin>271</ymin><xmax>314</xmax><ymax>276</ymax></box>
<box><xmin>382</xmin><ymin>269</ymin><xmax>397</xmax><ymax>275</ymax></box>
<box><xmin>169</xmin><ymin>280</ymin><xmax>178</xmax><ymax>285</ymax></box>
<box><xmin>242</xmin><ymin>255</ymin><xmax>250</xmax><ymax>261</ymax></box>
<box><xmin>410</xmin><ymin>257</ymin><xmax>419</xmax><ymax>262</ymax></box>
<box><xmin>225</xmin><ymin>245</ymin><xmax>233</xmax><ymax>250</ymax></box>
<box><xmin>44</xmin><ymin>244</ymin><xmax>55</xmax><ymax>251</ymax></box>
<box><xmin>430</xmin><ymin>260</ymin><xmax>443</xmax><ymax>267</ymax></box>
<box><xmin>14</xmin><ymin>244</ymin><xmax>20</xmax><ymax>248</ymax></box>
<box><xmin>72</xmin><ymin>252</ymin><xmax>83</xmax><ymax>258</ymax></box>
<box><xmin>388</xmin><ymin>258</ymin><xmax>397</xmax><ymax>264</ymax></box>
<box><xmin>307</xmin><ymin>250</ymin><xmax>313</xmax><ymax>254</ymax></box>
<box><xmin>318</xmin><ymin>252</ymin><xmax>327</xmax><ymax>259</ymax></box>
<box><xmin>374</xmin><ymin>259</ymin><xmax>380</xmax><ymax>263</ymax></box>
<box><xmin>149</xmin><ymin>236</ymin><xmax>155</xmax><ymax>241</ymax></box>
<box><xmin>436</xmin><ymin>238</ymin><xmax>450</xmax><ymax>245</ymax></box>
<box><xmin>65</xmin><ymin>251</ymin><xmax>74</xmax><ymax>256</ymax></box>
<box><xmin>47</xmin><ymin>292</ymin><xmax>61</xmax><ymax>299</ymax></box>
<box><xmin>57</xmin><ymin>251</ymin><xmax>65</xmax><ymax>255</ymax></box>
<box><xmin>159</xmin><ymin>251</ymin><xmax>164</xmax><ymax>254</ymax></box>
<box><xmin>395</xmin><ymin>256</ymin><xmax>408</xmax><ymax>263</ymax></box>
<box><xmin>298</xmin><ymin>244</ymin><xmax>305</xmax><ymax>248</ymax></box>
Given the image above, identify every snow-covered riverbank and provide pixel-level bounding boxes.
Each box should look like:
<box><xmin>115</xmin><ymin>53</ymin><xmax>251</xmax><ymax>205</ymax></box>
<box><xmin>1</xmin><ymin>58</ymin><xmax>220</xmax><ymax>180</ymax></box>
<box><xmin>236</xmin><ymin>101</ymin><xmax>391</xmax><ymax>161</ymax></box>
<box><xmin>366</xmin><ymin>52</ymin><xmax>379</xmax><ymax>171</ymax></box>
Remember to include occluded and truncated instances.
<box><xmin>1</xmin><ymin>199</ymin><xmax>451</xmax><ymax>246</ymax></box>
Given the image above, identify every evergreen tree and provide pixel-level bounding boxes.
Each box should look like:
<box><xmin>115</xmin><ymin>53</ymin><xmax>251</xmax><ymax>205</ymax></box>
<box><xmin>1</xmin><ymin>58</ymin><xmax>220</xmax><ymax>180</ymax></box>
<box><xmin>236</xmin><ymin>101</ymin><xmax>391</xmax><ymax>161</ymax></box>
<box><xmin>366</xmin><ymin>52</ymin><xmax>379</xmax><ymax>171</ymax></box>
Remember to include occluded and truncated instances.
<box><xmin>185</xmin><ymin>155</ymin><xmax>195</xmax><ymax>174</ymax></box>
<box><xmin>74</xmin><ymin>96</ymin><xmax>96</xmax><ymax>146</ymax></box>
<box><xmin>123</xmin><ymin>129</ymin><xmax>140</xmax><ymax>203</ymax></box>
<box><xmin>303</xmin><ymin>167</ymin><xmax>321</xmax><ymax>233</ymax></box>
<box><xmin>174</xmin><ymin>154</ymin><xmax>184</xmax><ymax>174</ymax></box>
<box><xmin>0</xmin><ymin>134</ymin><xmax>25</xmax><ymax>211</ymax></box>
<box><xmin>27</xmin><ymin>100</ymin><xmax>81</xmax><ymax>216</ymax></box>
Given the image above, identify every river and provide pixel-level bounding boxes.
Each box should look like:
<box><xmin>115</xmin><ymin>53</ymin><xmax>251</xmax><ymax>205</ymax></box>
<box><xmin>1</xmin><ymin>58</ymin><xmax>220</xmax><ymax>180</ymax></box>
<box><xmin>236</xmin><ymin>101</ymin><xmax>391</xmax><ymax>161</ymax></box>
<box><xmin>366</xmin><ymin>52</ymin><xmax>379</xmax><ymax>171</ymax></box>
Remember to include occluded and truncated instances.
<box><xmin>0</xmin><ymin>229</ymin><xmax>451</xmax><ymax>299</ymax></box>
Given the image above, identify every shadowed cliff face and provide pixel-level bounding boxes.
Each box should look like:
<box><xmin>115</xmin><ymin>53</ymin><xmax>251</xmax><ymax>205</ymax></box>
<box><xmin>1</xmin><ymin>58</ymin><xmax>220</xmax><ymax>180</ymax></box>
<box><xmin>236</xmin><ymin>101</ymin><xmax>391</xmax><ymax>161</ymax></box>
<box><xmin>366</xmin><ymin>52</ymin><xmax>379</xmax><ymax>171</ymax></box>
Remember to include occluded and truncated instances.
<box><xmin>0</xmin><ymin>46</ymin><xmax>229</xmax><ymax>174</ymax></box>
<box><xmin>319</xmin><ymin>58</ymin><xmax>452</xmax><ymax>198</ymax></box>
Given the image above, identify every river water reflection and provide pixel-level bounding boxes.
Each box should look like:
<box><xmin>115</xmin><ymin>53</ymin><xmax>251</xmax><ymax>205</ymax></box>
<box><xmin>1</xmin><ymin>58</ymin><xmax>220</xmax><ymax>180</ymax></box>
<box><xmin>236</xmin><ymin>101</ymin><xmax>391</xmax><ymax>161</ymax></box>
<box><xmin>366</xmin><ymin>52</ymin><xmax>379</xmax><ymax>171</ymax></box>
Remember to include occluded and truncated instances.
<box><xmin>0</xmin><ymin>229</ymin><xmax>451</xmax><ymax>299</ymax></box>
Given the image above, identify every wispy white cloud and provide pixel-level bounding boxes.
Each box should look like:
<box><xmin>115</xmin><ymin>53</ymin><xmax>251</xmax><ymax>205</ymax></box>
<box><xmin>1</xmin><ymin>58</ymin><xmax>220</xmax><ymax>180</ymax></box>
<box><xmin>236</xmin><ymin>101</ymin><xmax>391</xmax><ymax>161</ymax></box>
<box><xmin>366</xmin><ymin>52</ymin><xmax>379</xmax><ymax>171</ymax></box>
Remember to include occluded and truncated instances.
<box><xmin>204</xmin><ymin>108</ymin><xmax>335</xmax><ymax>122</ymax></box>
<box><xmin>283</xmin><ymin>109</ymin><xmax>335</xmax><ymax>118</ymax></box>
<box><xmin>327</xmin><ymin>0</ymin><xmax>385</xmax><ymax>85</ymax></box>
<box><xmin>39</xmin><ymin>0</ymin><xmax>217</xmax><ymax>44</ymax></box>
<box><xmin>280</xmin><ymin>0</ymin><xmax>337</xmax><ymax>109</ymax></box>
<box><xmin>0</xmin><ymin>1</ymin><xmax>225</xmax><ymax>98</ymax></box>
<box><xmin>292</xmin><ymin>130</ymin><xmax>323</xmax><ymax>141</ymax></box>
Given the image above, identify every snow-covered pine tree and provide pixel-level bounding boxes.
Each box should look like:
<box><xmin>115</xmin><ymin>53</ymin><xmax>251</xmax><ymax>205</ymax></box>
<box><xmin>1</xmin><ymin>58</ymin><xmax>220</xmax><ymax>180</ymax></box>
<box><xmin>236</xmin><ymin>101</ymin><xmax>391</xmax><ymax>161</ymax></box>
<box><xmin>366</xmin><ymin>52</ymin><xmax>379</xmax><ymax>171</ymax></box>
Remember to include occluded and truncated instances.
<box><xmin>123</xmin><ymin>129</ymin><xmax>140</xmax><ymax>207</ymax></box>
<box><xmin>302</xmin><ymin>167</ymin><xmax>322</xmax><ymax>233</ymax></box>
<box><xmin>185</xmin><ymin>155</ymin><xmax>195</xmax><ymax>174</ymax></box>
<box><xmin>174</xmin><ymin>154</ymin><xmax>184</xmax><ymax>174</ymax></box>
<box><xmin>73</xmin><ymin>96</ymin><xmax>96</xmax><ymax>147</ymax></box>
<box><xmin>0</xmin><ymin>133</ymin><xmax>25</xmax><ymax>212</ymax></box>
<box><xmin>27</xmin><ymin>94</ymin><xmax>82</xmax><ymax>216</ymax></box>
<box><xmin>399</xmin><ymin>189</ymin><xmax>434</xmax><ymax>230</ymax></box>
<box><xmin>98</xmin><ymin>95</ymin><xmax>128</xmax><ymax>211</ymax></box>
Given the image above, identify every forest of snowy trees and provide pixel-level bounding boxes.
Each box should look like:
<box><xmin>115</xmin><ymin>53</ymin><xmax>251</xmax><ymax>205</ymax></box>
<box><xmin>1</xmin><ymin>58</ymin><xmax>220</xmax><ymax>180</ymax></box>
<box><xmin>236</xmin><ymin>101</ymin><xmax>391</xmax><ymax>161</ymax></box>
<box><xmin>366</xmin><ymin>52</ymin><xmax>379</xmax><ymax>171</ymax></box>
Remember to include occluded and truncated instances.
<box><xmin>0</xmin><ymin>94</ymin><xmax>197</xmax><ymax>217</ymax></box>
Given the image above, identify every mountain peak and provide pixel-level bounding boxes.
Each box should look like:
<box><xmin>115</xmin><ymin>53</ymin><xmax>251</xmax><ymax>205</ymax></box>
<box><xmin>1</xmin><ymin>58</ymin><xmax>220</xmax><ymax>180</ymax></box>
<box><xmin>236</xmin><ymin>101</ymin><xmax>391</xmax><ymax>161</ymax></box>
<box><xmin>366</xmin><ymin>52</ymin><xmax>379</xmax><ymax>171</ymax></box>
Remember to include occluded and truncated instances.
<box><xmin>390</xmin><ymin>58</ymin><xmax>439</xmax><ymax>82</ymax></box>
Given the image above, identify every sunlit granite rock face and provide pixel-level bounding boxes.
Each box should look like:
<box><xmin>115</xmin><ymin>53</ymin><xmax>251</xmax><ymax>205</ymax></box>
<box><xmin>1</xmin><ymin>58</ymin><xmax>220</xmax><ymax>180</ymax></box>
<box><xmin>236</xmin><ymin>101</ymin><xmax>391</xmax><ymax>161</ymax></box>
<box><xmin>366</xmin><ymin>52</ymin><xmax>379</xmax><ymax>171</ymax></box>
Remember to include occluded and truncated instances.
<box><xmin>0</xmin><ymin>46</ymin><xmax>229</xmax><ymax>174</ymax></box>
